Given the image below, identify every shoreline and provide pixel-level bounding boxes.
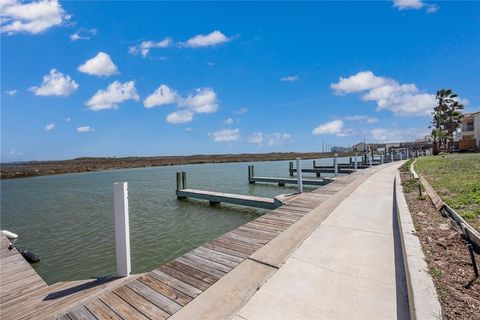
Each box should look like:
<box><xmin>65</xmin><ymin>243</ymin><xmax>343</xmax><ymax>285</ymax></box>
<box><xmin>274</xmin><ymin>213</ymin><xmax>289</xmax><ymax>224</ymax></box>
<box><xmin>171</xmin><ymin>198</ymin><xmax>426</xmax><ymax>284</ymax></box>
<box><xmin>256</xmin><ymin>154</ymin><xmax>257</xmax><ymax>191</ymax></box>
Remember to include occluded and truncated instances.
<box><xmin>0</xmin><ymin>151</ymin><xmax>354</xmax><ymax>180</ymax></box>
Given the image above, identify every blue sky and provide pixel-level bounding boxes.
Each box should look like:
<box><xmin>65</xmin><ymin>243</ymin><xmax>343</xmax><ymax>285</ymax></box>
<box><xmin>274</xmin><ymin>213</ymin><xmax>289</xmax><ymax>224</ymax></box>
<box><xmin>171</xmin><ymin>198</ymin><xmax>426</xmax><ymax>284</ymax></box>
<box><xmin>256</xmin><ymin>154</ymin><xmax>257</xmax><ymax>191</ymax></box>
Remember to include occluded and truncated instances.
<box><xmin>2</xmin><ymin>0</ymin><xmax>479</xmax><ymax>161</ymax></box>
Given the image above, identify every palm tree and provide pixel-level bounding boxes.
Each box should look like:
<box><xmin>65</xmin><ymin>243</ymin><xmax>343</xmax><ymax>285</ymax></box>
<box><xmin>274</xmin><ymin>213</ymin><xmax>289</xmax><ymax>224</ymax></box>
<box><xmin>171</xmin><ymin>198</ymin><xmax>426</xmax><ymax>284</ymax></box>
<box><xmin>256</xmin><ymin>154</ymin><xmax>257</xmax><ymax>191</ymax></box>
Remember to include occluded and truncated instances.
<box><xmin>430</xmin><ymin>89</ymin><xmax>464</xmax><ymax>153</ymax></box>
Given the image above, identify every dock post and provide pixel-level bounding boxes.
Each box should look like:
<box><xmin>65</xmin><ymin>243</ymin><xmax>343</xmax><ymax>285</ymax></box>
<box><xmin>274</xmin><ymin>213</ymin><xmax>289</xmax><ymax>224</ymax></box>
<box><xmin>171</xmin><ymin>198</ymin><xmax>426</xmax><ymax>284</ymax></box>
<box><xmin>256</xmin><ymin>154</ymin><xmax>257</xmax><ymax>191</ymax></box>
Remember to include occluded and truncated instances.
<box><xmin>248</xmin><ymin>165</ymin><xmax>255</xmax><ymax>184</ymax></box>
<box><xmin>113</xmin><ymin>182</ymin><xmax>131</xmax><ymax>277</ymax></box>
<box><xmin>381</xmin><ymin>153</ymin><xmax>384</xmax><ymax>164</ymax></box>
<box><xmin>354</xmin><ymin>153</ymin><xmax>358</xmax><ymax>171</ymax></box>
<box><xmin>176</xmin><ymin>172</ymin><xmax>183</xmax><ymax>191</ymax></box>
<box><xmin>296</xmin><ymin>158</ymin><xmax>303</xmax><ymax>193</ymax></box>
<box><xmin>390</xmin><ymin>152</ymin><xmax>394</xmax><ymax>162</ymax></box>
<box><xmin>334</xmin><ymin>154</ymin><xmax>338</xmax><ymax>177</ymax></box>
<box><xmin>313</xmin><ymin>160</ymin><xmax>316</xmax><ymax>168</ymax></box>
<box><xmin>369</xmin><ymin>152</ymin><xmax>372</xmax><ymax>167</ymax></box>
<box><xmin>182</xmin><ymin>171</ymin><xmax>187</xmax><ymax>189</ymax></box>
<box><xmin>400</xmin><ymin>152</ymin><xmax>403</xmax><ymax>161</ymax></box>
<box><xmin>289</xmin><ymin>161</ymin><xmax>294</xmax><ymax>176</ymax></box>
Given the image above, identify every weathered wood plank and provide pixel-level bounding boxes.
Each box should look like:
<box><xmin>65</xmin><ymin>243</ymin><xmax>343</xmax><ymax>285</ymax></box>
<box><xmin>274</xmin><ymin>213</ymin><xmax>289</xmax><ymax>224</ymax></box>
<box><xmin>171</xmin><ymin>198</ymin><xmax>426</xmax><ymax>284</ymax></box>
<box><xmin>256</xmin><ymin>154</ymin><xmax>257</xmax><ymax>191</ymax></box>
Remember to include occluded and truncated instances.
<box><xmin>166</xmin><ymin>260</ymin><xmax>219</xmax><ymax>285</ymax></box>
<box><xmin>175</xmin><ymin>256</ymin><xmax>226</xmax><ymax>282</ymax></box>
<box><xmin>202</xmin><ymin>243</ymin><xmax>249</xmax><ymax>259</ymax></box>
<box><xmin>190</xmin><ymin>248</ymin><xmax>241</xmax><ymax>268</ymax></box>
<box><xmin>100</xmin><ymin>292</ymin><xmax>149</xmax><ymax>320</ymax></box>
<box><xmin>84</xmin><ymin>299</ymin><xmax>122</xmax><ymax>320</ymax></box>
<box><xmin>114</xmin><ymin>285</ymin><xmax>169</xmax><ymax>320</ymax></box>
<box><xmin>149</xmin><ymin>269</ymin><xmax>202</xmax><ymax>298</ymax></box>
<box><xmin>138</xmin><ymin>275</ymin><xmax>192</xmax><ymax>306</ymax></box>
<box><xmin>194</xmin><ymin>246</ymin><xmax>244</xmax><ymax>264</ymax></box>
<box><xmin>179</xmin><ymin>252</ymin><xmax>231</xmax><ymax>274</ymax></box>
<box><xmin>126</xmin><ymin>280</ymin><xmax>182</xmax><ymax>315</ymax></box>
<box><xmin>67</xmin><ymin>306</ymin><xmax>97</xmax><ymax>320</ymax></box>
<box><xmin>156</xmin><ymin>265</ymin><xmax>211</xmax><ymax>291</ymax></box>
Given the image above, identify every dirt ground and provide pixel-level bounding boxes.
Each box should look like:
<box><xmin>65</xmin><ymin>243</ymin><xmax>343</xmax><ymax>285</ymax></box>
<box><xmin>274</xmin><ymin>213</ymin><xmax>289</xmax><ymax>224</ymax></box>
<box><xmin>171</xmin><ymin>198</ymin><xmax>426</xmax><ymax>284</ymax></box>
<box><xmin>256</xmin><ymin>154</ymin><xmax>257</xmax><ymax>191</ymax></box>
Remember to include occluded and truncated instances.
<box><xmin>400</xmin><ymin>170</ymin><xmax>479</xmax><ymax>319</ymax></box>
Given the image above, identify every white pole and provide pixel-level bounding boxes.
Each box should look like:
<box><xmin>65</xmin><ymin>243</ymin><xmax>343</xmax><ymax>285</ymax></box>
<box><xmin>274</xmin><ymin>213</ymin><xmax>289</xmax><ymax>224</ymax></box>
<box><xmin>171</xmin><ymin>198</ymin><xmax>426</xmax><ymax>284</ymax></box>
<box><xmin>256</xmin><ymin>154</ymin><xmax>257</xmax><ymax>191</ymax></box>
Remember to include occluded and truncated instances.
<box><xmin>114</xmin><ymin>182</ymin><xmax>131</xmax><ymax>277</ymax></box>
<box><xmin>296</xmin><ymin>158</ymin><xmax>303</xmax><ymax>193</ymax></box>
<box><xmin>354</xmin><ymin>153</ymin><xmax>358</xmax><ymax>171</ymax></box>
<box><xmin>400</xmin><ymin>151</ymin><xmax>403</xmax><ymax>161</ymax></box>
<box><xmin>390</xmin><ymin>152</ymin><xmax>393</xmax><ymax>162</ymax></box>
<box><xmin>334</xmin><ymin>154</ymin><xmax>338</xmax><ymax>177</ymax></box>
<box><xmin>369</xmin><ymin>152</ymin><xmax>372</xmax><ymax>167</ymax></box>
<box><xmin>381</xmin><ymin>154</ymin><xmax>384</xmax><ymax>164</ymax></box>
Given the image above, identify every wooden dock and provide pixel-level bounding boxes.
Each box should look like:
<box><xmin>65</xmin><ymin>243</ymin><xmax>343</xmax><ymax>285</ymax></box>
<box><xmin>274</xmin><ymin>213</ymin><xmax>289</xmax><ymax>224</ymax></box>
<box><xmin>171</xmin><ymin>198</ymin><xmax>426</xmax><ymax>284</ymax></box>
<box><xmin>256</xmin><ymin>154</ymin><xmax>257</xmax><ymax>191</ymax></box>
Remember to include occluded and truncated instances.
<box><xmin>247</xmin><ymin>165</ymin><xmax>332</xmax><ymax>186</ymax></box>
<box><xmin>289</xmin><ymin>167</ymin><xmax>355</xmax><ymax>176</ymax></box>
<box><xmin>2</xmin><ymin>165</ymin><xmax>376</xmax><ymax>320</ymax></box>
<box><xmin>176</xmin><ymin>188</ymin><xmax>283</xmax><ymax>210</ymax></box>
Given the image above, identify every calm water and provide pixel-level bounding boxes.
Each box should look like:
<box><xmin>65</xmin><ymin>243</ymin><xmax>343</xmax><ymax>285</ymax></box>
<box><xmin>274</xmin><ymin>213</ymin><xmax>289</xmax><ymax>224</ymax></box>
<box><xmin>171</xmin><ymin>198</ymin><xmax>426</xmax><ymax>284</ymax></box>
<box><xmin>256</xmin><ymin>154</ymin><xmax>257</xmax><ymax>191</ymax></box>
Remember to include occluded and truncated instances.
<box><xmin>1</xmin><ymin>158</ymin><xmax>342</xmax><ymax>284</ymax></box>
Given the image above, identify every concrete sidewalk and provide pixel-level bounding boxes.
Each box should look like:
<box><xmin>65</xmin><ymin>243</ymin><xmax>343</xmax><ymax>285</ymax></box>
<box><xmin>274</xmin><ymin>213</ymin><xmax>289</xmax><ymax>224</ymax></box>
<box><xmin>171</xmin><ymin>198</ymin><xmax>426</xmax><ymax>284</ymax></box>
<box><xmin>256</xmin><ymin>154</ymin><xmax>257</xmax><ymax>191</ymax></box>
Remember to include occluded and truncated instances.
<box><xmin>233</xmin><ymin>163</ymin><xmax>409</xmax><ymax>320</ymax></box>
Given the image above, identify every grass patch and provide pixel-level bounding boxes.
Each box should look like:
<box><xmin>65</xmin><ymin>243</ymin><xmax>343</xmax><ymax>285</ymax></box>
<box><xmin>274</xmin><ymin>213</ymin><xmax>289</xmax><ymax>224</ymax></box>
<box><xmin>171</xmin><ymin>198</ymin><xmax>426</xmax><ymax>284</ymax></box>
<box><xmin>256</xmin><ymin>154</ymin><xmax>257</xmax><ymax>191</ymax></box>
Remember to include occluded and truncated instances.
<box><xmin>402</xmin><ymin>178</ymin><xmax>419</xmax><ymax>193</ymax></box>
<box><xmin>429</xmin><ymin>267</ymin><xmax>442</xmax><ymax>278</ymax></box>
<box><xmin>415</xmin><ymin>153</ymin><xmax>480</xmax><ymax>231</ymax></box>
<box><xmin>401</xmin><ymin>159</ymin><xmax>413</xmax><ymax>172</ymax></box>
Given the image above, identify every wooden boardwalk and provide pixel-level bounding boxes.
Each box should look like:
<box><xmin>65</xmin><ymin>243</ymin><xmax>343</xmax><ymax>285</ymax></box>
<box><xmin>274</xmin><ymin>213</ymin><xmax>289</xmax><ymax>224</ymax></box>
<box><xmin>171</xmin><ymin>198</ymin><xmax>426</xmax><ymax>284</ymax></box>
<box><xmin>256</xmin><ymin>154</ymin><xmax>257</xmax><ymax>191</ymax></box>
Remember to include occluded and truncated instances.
<box><xmin>1</xmin><ymin>168</ymin><xmax>367</xmax><ymax>320</ymax></box>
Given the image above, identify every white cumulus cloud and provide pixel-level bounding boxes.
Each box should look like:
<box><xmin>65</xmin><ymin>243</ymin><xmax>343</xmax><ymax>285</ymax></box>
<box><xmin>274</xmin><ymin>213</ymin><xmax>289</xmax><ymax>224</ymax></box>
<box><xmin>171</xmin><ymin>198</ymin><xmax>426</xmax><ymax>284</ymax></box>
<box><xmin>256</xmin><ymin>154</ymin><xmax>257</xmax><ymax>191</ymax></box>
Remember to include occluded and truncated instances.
<box><xmin>129</xmin><ymin>38</ymin><xmax>172</xmax><ymax>57</ymax></box>
<box><xmin>331</xmin><ymin>71</ymin><xmax>437</xmax><ymax>116</ymax></box>
<box><xmin>1</xmin><ymin>0</ymin><xmax>70</xmax><ymax>35</ymax></box>
<box><xmin>370</xmin><ymin>127</ymin><xmax>427</xmax><ymax>142</ymax></box>
<box><xmin>211</xmin><ymin>128</ymin><xmax>241</xmax><ymax>142</ymax></box>
<box><xmin>312</xmin><ymin>120</ymin><xmax>352</xmax><ymax>136</ymax></box>
<box><xmin>181</xmin><ymin>88</ymin><xmax>218</xmax><ymax>114</ymax></box>
<box><xmin>78</xmin><ymin>52</ymin><xmax>118</xmax><ymax>77</ymax></box>
<box><xmin>86</xmin><ymin>81</ymin><xmax>139</xmax><ymax>111</ymax></box>
<box><xmin>331</xmin><ymin>71</ymin><xmax>388</xmax><ymax>95</ymax></box>
<box><xmin>223</xmin><ymin>118</ymin><xmax>234</xmax><ymax>125</ymax></box>
<box><xmin>280</xmin><ymin>75</ymin><xmax>299</xmax><ymax>82</ymax></box>
<box><xmin>247</xmin><ymin>132</ymin><xmax>292</xmax><ymax>146</ymax></box>
<box><xmin>233</xmin><ymin>107</ymin><xmax>248</xmax><ymax>115</ymax></box>
<box><xmin>343</xmin><ymin>115</ymin><xmax>378</xmax><ymax>124</ymax></box>
<box><xmin>70</xmin><ymin>28</ymin><xmax>97</xmax><ymax>41</ymax></box>
<box><xmin>144</xmin><ymin>85</ymin><xmax>220</xmax><ymax>124</ymax></box>
<box><xmin>393</xmin><ymin>0</ymin><xmax>439</xmax><ymax>13</ymax></box>
<box><xmin>29</xmin><ymin>69</ymin><xmax>78</xmax><ymax>96</ymax></box>
<box><xmin>77</xmin><ymin>126</ymin><xmax>94</xmax><ymax>133</ymax></box>
<box><xmin>166</xmin><ymin>110</ymin><xmax>194</xmax><ymax>124</ymax></box>
<box><xmin>144</xmin><ymin>84</ymin><xmax>179</xmax><ymax>108</ymax></box>
<box><xmin>44</xmin><ymin>123</ymin><xmax>55</xmax><ymax>131</ymax></box>
<box><xmin>5</xmin><ymin>90</ymin><xmax>17</xmax><ymax>96</ymax></box>
<box><xmin>184</xmin><ymin>30</ymin><xmax>231</xmax><ymax>48</ymax></box>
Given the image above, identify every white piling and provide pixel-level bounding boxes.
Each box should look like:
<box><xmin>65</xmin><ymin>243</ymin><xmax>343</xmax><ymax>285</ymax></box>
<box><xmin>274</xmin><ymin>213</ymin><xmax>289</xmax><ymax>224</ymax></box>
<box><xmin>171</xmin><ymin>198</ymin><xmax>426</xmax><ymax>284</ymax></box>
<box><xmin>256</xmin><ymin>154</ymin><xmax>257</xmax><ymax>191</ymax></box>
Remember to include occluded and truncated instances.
<box><xmin>381</xmin><ymin>154</ymin><xmax>384</xmax><ymax>164</ymax></box>
<box><xmin>369</xmin><ymin>153</ymin><xmax>372</xmax><ymax>167</ymax></box>
<box><xmin>354</xmin><ymin>153</ymin><xmax>358</xmax><ymax>171</ymax></box>
<box><xmin>400</xmin><ymin>152</ymin><xmax>403</xmax><ymax>161</ymax></box>
<box><xmin>114</xmin><ymin>182</ymin><xmax>131</xmax><ymax>277</ymax></box>
<box><xmin>296</xmin><ymin>158</ymin><xmax>303</xmax><ymax>193</ymax></box>
<box><xmin>334</xmin><ymin>154</ymin><xmax>338</xmax><ymax>177</ymax></box>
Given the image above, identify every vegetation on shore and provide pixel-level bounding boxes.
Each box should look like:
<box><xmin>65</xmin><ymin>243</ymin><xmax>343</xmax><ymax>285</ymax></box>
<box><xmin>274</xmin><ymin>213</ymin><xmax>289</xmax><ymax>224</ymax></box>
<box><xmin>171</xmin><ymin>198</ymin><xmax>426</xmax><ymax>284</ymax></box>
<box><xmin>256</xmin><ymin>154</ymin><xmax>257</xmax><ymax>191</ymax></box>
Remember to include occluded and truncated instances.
<box><xmin>0</xmin><ymin>151</ymin><xmax>354</xmax><ymax>180</ymax></box>
<box><xmin>415</xmin><ymin>153</ymin><xmax>480</xmax><ymax>230</ymax></box>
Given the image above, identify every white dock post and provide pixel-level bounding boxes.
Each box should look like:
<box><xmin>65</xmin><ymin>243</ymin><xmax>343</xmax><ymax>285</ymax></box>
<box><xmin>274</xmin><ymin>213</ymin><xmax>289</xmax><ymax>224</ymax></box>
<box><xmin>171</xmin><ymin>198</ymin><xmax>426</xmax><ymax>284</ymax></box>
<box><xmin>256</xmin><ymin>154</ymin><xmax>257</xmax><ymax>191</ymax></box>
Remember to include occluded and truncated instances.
<box><xmin>369</xmin><ymin>153</ymin><xmax>372</xmax><ymax>167</ymax></box>
<box><xmin>390</xmin><ymin>152</ymin><xmax>393</xmax><ymax>162</ymax></box>
<box><xmin>333</xmin><ymin>154</ymin><xmax>338</xmax><ymax>177</ymax></box>
<box><xmin>381</xmin><ymin>154</ymin><xmax>384</xmax><ymax>164</ymax></box>
<box><xmin>114</xmin><ymin>182</ymin><xmax>131</xmax><ymax>277</ymax></box>
<box><xmin>296</xmin><ymin>158</ymin><xmax>303</xmax><ymax>193</ymax></box>
<box><xmin>400</xmin><ymin>151</ymin><xmax>403</xmax><ymax>161</ymax></box>
<box><xmin>354</xmin><ymin>153</ymin><xmax>358</xmax><ymax>171</ymax></box>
